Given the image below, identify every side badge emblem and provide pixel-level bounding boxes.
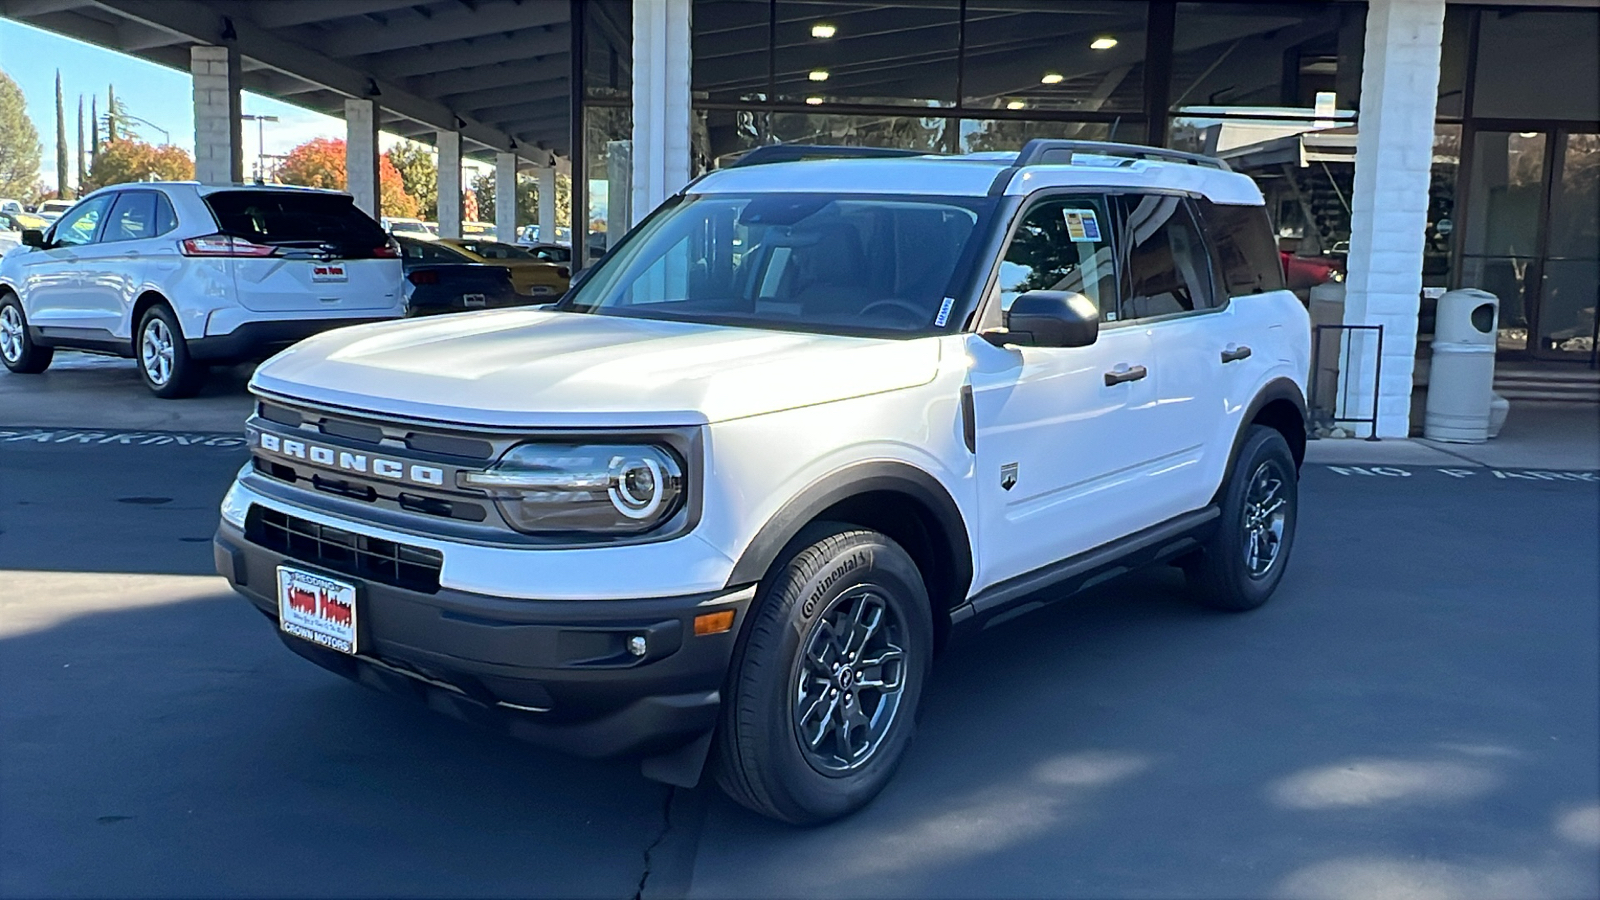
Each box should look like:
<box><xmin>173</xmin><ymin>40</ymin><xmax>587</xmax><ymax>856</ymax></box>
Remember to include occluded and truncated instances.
<box><xmin>1000</xmin><ymin>462</ymin><xmax>1018</xmax><ymax>491</ymax></box>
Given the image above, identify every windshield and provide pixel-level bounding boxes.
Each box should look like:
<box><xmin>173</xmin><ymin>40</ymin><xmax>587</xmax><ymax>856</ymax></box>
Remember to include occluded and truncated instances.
<box><xmin>558</xmin><ymin>193</ymin><xmax>995</xmax><ymax>336</ymax></box>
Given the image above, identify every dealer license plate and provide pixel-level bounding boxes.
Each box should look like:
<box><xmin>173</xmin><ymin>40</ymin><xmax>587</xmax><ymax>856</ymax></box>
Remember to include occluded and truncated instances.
<box><xmin>463</xmin><ymin>293</ymin><xmax>486</xmax><ymax>308</ymax></box>
<box><xmin>310</xmin><ymin>263</ymin><xmax>347</xmax><ymax>283</ymax></box>
<box><xmin>277</xmin><ymin>566</ymin><xmax>358</xmax><ymax>655</ymax></box>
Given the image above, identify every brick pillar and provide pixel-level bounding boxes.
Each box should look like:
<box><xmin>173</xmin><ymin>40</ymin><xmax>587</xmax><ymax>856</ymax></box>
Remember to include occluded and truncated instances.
<box><xmin>630</xmin><ymin>0</ymin><xmax>692</xmax><ymax>227</ymax></box>
<box><xmin>191</xmin><ymin>45</ymin><xmax>241</xmax><ymax>185</ymax></box>
<box><xmin>436</xmin><ymin>129</ymin><xmax>462</xmax><ymax>239</ymax></box>
<box><xmin>344</xmin><ymin>99</ymin><xmax>381</xmax><ymax>218</ymax></box>
<box><xmin>1343</xmin><ymin>0</ymin><xmax>1446</xmax><ymax>437</ymax></box>
<box><xmin>494</xmin><ymin>151</ymin><xmax>519</xmax><ymax>242</ymax></box>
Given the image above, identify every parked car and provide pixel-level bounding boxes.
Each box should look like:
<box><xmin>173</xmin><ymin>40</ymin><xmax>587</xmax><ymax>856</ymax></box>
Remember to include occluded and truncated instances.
<box><xmin>1280</xmin><ymin>251</ymin><xmax>1343</xmax><ymax>291</ymax></box>
<box><xmin>461</xmin><ymin>221</ymin><xmax>497</xmax><ymax>241</ymax></box>
<box><xmin>0</xmin><ymin>182</ymin><xmax>403</xmax><ymax>397</ymax></box>
<box><xmin>0</xmin><ymin>199</ymin><xmax>24</xmax><ymax>216</ymax></box>
<box><xmin>515</xmin><ymin>223</ymin><xmax>573</xmax><ymax>247</ymax></box>
<box><xmin>1</xmin><ymin>210</ymin><xmax>50</xmax><ymax>232</ymax></box>
<box><xmin>396</xmin><ymin>236</ymin><xmax>523</xmax><ymax>316</ymax></box>
<box><xmin>432</xmin><ymin>238</ymin><xmax>570</xmax><ymax>298</ymax></box>
<box><xmin>383</xmin><ymin>217</ymin><xmax>436</xmax><ymax>241</ymax></box>
<box><xmin>216</xmin><ymin>140</ymin><xmax>1310</xmax><ymax>824</ymax></box>
<box><xmin>35</xmin><ymin>198</ymin><xmax>75</xmax><ymax>224</ymax></box>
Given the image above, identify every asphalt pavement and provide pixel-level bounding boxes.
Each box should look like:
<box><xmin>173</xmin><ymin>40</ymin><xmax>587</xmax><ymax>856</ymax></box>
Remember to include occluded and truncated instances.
<box><xmin>2</xmin><ymin>358</ymin><xmax>1597</xmax><ymax>899</ymax></box>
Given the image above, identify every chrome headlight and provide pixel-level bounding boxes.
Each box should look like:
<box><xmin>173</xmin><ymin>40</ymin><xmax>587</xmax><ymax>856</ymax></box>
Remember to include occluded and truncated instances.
<box><xmin>460</xmin><ymin>443</ymin><xmax>686</xmax><ymax>536</ymax></box>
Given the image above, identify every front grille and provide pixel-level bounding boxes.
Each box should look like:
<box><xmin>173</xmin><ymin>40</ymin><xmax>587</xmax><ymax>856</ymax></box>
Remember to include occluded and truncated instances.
<box><xmin>247</xmin><ymin>506</ymin><xmax>443</xmax><ymax>594</ymax></box>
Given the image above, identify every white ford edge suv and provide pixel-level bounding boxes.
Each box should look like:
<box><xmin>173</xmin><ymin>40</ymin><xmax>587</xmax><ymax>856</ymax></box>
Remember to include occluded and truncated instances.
<box><xmin>214</xmin><ymin>141</ymin><xmax>1311</xmax><ymax>823</ymax></box>
<box><xmin>0</xmin><ymin>183</ymin><xmax>403</xmax><ymax>397</ymax></box>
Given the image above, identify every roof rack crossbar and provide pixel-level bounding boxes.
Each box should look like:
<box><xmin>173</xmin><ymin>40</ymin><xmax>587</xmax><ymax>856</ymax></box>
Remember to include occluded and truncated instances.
<box><xmin>726</xmin><ymin>144</ymin><xmax>932</xmax><ymax>168</ymax></box>
<box><xmin>1012</xmin><ymin>139</ymin><xmax>1231</xmax><ymax>171</ymax></box>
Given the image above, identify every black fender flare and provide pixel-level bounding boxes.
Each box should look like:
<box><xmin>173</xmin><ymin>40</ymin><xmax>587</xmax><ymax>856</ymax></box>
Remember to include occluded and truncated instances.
<box><xmin>723</xmin><ymin>460</ymin><xmax>974</xmax><ymax>610</ymax></box>
<box><xmin>1215</xmin><ymin>378</ymin><xmax>1308</xmax><ymax>502</ymax></box>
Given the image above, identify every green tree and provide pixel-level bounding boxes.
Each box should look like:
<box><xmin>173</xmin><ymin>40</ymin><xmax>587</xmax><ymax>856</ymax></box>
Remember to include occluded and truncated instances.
<box><xmin>53</xmin><ymin>70</ymin><xmax>67</xmax><ymax>198</ymax></box>
<box><xmin>103</xmin><ymin>84</ymin><xmax>137</xmax><ymax>142</ymax></box>
<box><xmin>470</xmin><ymin>170</ymin><xmax>572</xmax><ymax>237</ymax></box>
<box><xmin>0</xmin><ymin>70</ymin><xmax>42</xmax><ymax>200</ymax></box>
<box><xmin>84</xmin><ymin>139</ymin><xmax>194</xmax><ymax>190</ymax></box>
<box><xmin>385</xmin><ymin>142</ymin><xmax>436</xmax><ymax>219</ymax></box>
<box><xmin>278</xmin><ymin>137</ymin><xmax>419</xmax><ymax>218</ymax></box>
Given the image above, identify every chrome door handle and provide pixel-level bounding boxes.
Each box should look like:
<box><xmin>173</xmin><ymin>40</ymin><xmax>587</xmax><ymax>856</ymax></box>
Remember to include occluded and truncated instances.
<box><xmin>1104</xmin><ymin>364</ymin><xmax>1148</xmax><ymax>386</ymax></box>
<box><xmin>1221</xmin><ymin>345</ymin><xmax>1252</xmax><ymax>363</ymax></box>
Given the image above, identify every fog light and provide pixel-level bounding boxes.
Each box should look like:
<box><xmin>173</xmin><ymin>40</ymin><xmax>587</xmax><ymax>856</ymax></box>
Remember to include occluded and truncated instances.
<box><xmin>627</xmin><ymin>635</ymin><xmax>648</xmax><ymax>657</ymax></box>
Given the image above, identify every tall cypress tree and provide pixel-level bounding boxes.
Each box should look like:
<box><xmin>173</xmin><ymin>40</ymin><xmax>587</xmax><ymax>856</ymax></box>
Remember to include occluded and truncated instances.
<box><xmin>54</xmin><ymin>70</ymin><xmax>67</xmax><ymax>198</ymax></box>
<box><xmin>75</xmin><ymin>94</ymin><xmax>85</xmax><ymax>192</ymax></box>
<box><xmin>106</xmin><ymin>84</ymin><xmax>117</xmax><ymax>142</ymax></box>
<box><xmin>90</xmin><ymin>94</ymin><xmax>99</xmax><ymax>165</ymax></box>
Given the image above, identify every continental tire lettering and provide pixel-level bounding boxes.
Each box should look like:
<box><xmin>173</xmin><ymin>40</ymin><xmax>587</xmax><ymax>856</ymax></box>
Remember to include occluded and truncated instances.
<box><xmin>802</xmin><ymin>549</ymin><xmax>873</xmax><ymax>619</ymax></box>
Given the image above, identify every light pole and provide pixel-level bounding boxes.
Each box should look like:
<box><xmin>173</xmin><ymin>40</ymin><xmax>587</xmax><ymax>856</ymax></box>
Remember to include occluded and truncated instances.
<box><xmin>241</xmin><ymin>114</ymin><xmax>279</xmax><ymax>182</ymax></box>
<box><xmin>119</xmin><ymin>114</ymin><xmax>170</xmax><ymax>144</ymax></box>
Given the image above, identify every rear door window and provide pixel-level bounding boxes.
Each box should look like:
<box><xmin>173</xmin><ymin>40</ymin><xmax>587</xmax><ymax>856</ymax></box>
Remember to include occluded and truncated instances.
<box><xmin>102</xmin><ymin>191</ymin><xmax>164</xmax><ymax>243</ymax></box>
<box><xmin>203</xmin><ymin>190</ymin><xmax>387</xmax><ymax>256</ymax></box>
<box><xmin>1194</xmin><ymin>198</ymin><xmax>1286</xmax><ymax>296</ymax></box>
<box><xmin>1116</xmin><ymin>194</ymin><xmax>1219</xmax><ymax>321</ymax></box>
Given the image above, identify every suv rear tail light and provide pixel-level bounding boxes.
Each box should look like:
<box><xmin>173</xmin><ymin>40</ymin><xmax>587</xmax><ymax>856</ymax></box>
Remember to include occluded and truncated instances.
<box><xmin>181</xmin><ymin>234</ymin><xmax>277</xmax><ymax>257</ymax></box>
<box><xmin>408</xmin><ymin>270</ymin><xmax>440</xmax><ymax>286</ymax></box>
<box><xmin>557</xmin><ymin>267</ymin><xmax>571</xmax><ymax>279</ymax></box>
<box><xmin>372</xmin><ymin>239</ymin><xmax>400</xmax><ymax>259</ymax></box>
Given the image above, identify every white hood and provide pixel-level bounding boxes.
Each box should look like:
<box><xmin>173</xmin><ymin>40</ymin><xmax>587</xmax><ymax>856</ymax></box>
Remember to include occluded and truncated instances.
<box><xmin>250</xmin><ymin>309</ymin><xmax>942</xmax><ymax>427</ymax></box>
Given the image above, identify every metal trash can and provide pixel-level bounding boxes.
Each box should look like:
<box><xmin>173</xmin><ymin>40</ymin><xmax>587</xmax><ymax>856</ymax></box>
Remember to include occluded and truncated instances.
<box><xmin>1424</xmin><ymin>288</ymin><xmax>1500</xmax><ymax>443</ymax></box>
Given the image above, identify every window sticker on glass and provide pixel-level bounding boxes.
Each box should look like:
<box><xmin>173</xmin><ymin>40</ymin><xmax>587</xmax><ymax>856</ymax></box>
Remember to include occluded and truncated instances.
<box><xmin>1063</xmin><ymin>209</ymin><xmax>1101</xmax><ymax>242</ymax></box>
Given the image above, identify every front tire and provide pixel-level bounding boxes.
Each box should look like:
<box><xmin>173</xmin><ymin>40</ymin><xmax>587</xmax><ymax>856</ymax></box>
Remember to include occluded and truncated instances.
<box><xmin>1185</xmin><ymin>425</ymin><xmax>1299</xmax><ymax>611</ymax></box>
<box><xmin>136</xmin><ymin>305</ymin><xmax>205</xmax><ymax>399</ymax></box>
<box><xmin>0</xmin><ymin>292</ymin><xmax>52</xmax><ymax>374</ymax></box>
<box><xmin>714</xmin><ymin>524</ymin><xmax>933</xmax><ymax>824</ymax></box>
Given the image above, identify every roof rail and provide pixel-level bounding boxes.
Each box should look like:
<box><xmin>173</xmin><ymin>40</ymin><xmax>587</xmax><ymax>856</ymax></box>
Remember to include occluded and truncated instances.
<box><xmin>726</xmin><ymin>144</ymin><xmax>931</xmax><ymax>168</ymax></box>
<box><xmin>1012</xmin><ymin>139</ymin><xmax>1231</xmax><ymax>171</ymax></box>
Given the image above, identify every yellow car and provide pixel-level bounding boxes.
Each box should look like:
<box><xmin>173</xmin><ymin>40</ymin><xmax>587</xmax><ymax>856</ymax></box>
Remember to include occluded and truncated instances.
<box><xmin>1</xmin><ymin>211</ymin><xmax>49</xmax><ymax>232</ymax></box>
<box><xmin>433</xmin><ymin>238</ymin><xmax>570</xmax><ymax>299</ymax></box>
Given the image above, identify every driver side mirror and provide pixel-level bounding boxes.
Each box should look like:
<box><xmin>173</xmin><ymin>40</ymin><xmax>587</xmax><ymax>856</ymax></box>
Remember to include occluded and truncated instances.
<box><xmin>20</xmin><ymin>229</ymin><xmax>46</xmax><ymax>249</ymax></box>
<box><xmin>983</xmin><ymin>290</ymin><xmax>1099</xmax><ymax>348</ymax></box>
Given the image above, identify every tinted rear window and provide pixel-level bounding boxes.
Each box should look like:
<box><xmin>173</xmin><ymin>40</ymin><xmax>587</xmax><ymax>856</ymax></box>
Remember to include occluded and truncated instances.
<box><xmin>204</xmin><ymin>191</ymin><xmax>386</xmax><ymax>251</ymax></box>
<box><xmin>1195</xmin><ymin>199</ymin><xmax>1285</xmax><ymax>296</ymax></box>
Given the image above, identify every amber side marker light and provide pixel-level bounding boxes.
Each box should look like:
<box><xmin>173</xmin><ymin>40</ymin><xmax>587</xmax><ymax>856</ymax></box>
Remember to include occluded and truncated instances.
<box><xmin>695</xmin><ymin>610</ymin><xmax>736</xmax><ymax>636</ymax></box>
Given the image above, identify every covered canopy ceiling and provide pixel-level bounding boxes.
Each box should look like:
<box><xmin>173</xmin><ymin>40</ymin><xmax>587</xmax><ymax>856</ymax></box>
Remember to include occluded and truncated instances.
<box><xmin>0</xmin><ymin>0</ymin><xmax>572</xmax><ymax>163</ymax></box>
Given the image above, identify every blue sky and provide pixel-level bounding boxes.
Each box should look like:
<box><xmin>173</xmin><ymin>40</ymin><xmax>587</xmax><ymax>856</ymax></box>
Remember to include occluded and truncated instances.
<box><xmin>0</xmin><ymin>18</ymin><xmax>488</xmax><ymax>190</ymax></box>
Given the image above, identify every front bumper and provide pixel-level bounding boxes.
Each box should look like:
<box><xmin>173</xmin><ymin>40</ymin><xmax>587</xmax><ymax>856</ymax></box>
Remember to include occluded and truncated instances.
<box><xmin>214</xmin><ymin>520</ymin><xmax>754</xmax><ymax>763</ymax></box>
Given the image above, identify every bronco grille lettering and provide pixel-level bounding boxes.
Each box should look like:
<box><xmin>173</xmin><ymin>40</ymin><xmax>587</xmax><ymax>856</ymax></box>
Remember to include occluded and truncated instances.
<box><xmin>253</xmin><ymin>429</ymin><xmax>445</xmax><ymax>489</ymax></box>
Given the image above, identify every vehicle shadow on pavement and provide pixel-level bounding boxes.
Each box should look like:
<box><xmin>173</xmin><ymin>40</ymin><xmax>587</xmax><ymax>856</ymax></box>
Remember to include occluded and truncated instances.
<box><xmin>0</xmin><ymin>587</ymin><xmax>669</xmax><ymax>899</ymax></box>
<box><xmin>686</xmin><ymin>473</ymin><xmax>1600</xmax><ymax>899</ymax></box>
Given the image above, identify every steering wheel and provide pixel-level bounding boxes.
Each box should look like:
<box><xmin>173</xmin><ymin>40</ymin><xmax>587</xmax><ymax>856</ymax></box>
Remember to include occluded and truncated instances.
<box><xmin>859</xmin><ymin>298</ymin><xmax>930</xmax><ymax>325</ymax></box>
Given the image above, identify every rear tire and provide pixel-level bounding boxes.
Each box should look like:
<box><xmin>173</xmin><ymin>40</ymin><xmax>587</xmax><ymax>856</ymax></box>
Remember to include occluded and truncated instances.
<box><xmin>0</xmin><ymin>292</ymin><xmax>52</xmax><ymax>374</ymax></box>
<box><xmin>714</xmin><ymin>523</ymin><xmax>933</xmax><ymax>824</ymax></box>
<box><xmin>1185</xmin><ymin>425</ymin><xmax>1298</xmax><ymax>611</ymax></box>
<box><xmin>136</xmin><ymin>304</ymin><xmax>206</xmax><ymax>399</ymax></box>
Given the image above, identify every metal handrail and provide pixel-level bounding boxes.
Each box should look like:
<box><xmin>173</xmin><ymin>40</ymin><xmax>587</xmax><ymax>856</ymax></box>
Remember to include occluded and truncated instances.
<box><xmin>1309</xmin><ymin>323</ymin><xmax>1385</xmax><ymax>442</ymax></box>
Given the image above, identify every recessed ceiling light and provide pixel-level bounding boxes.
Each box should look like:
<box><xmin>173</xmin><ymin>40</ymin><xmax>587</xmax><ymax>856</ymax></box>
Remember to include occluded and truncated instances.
<box><xmin>805</xmin><ymin>96</ymin><xmax>824</xmax><ymax>106</ymax></box>
<box><xmin>1090</xmin><ymin>36</ymin><xmax>1118</xmax><ymax>50</ymax></box>
<box><xmin>809</xmin><ymin>70</ymin><xmax>829</xmax><ymax>82</ymax></box>
<box><xmin>1006</xmin><ymin>100</ymin><xmax>1026</xmax><ymax>110</ymax></box>
<box><xmin>811</xmin><ymin>23</ymin><xmax>836</xmax><ymax>39</ymax></box>
<box><xmin>1040</xmin><ymin>73</ymin><xmax>1064</xmax><ymax>85</ymax></box>
<box><xmin>1518</xmin><ymin>131</ymin><xmax>1538</xmax><ymax>138</ymax></box>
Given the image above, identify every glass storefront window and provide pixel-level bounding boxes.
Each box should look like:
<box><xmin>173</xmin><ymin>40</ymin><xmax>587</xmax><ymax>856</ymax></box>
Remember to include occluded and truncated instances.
<box><xmin>1171</xmin><ymin>3</ymin><xmax>1364</xmax><ymax>117</ymax></box>
<box><xmin>961</xmin><ymin>0</ymin><xmax>1146</xmax><ymax>115</ymax></box>
<box><xmin>584</xmin><ymin>105</ymin><xmax>632</xmax><ymax>263</ymax></box>
<box><xmin>1540</xmin><ymin>134</ymin><xmax>1599</xmax><ymax>355</ymax></box>
<box><xmin>584</xmin><ymin>0</ymin><xmax>633</xmax><ymax>99</ymax></box>
<box><xmin>1462</xmin><ymin>131</ymin><xmax>1546</xmax><ymax>352</ymax></box>
<box><xmin>694</xmin><ymin>0</ymin><xmax>771</xmax><ymax>103</ymax></box>
<box><xmin>1425</xmin><ymin>124</ymin><xmax>1460</xmax><ymax>289</ymax></box>
<box><xmin>767</xmin><ymin>111</ymin><xmax>952</xmax><ymax>153</ymax></box>
<box><xmin>1472</xmin><ymin>11</ymin><xmax>1600</xmax><ymax>122</ymax></box>
<box><xmin>1435</xmin><ymin>8</ymin><xmax>1470</xmax><ymax>120</ymax></box>
<box><xmin>960</xmin><ymin>119</ymin><xmax>1122</xmax><ymax>154</ymax></box>
<box><xmin>773</xmin><ymin>1</ymin><xmax>960</xmax><ymax>107</ymax></box>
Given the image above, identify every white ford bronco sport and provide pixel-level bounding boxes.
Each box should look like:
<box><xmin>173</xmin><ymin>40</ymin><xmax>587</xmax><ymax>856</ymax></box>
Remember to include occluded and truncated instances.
<box><xmin>216</xmin><ymin>140</ymin><xmax>1310</xmax><ymax>824</ymax></box>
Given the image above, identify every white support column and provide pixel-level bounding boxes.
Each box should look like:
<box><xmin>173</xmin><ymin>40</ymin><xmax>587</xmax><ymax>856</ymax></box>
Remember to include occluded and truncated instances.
<box><xmin>536</xmin><ymin>166</ymin><xmax>557</xmax><ymax>244</ymax></box>
<box><xmin>494</xmin><ymin>151</ymin><xmax>519</xmax><ymax>242</ymax></box>
<box><xmin>630</xmin><ymin>0</ymin><xmax>692</xmax><ymax>227</ymax></box>
<box><xmin>436</xmin><ymin>129</ymin><xmax>462</xmax><ymax>239</ymax></box>
<box><xmin>190</xmin><ymin>44</ymin><xmax>241</xmax><ymax>184</ymax></box>
<box><xmin>1343</xmin><ymin>0</ymin><xmax>1446</xmax><ymax>437</ymax></box>
<box><xmin>344</xmin><ymin>99</ymin><xmax>380</xmax><ymax>218</ymax></box>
